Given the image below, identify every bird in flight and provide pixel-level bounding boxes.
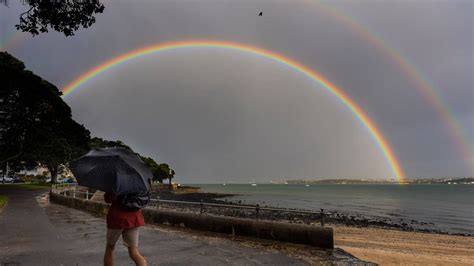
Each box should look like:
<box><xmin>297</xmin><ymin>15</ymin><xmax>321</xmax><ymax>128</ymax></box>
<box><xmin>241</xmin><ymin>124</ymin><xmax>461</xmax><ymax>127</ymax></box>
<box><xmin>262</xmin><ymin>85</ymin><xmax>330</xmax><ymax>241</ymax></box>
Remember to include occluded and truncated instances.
<box><xmin>258</xmin><ymin>11</ymin><xmax>263</xmax><ymax>16</ymax></box>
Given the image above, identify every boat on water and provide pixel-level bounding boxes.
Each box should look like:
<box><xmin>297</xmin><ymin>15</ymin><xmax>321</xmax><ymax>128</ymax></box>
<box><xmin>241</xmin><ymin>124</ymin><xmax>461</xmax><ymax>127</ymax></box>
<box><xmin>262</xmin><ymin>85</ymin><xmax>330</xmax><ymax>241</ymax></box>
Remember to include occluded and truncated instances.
<box><xmin>305</xmin><ymin>184</ymin><xmax>310</xmax><ymax>187</ymax></box>
<box><xmin>251</xmin><ymin>183</ymin><xmax>257</xmax><ymax>187</ymax></box>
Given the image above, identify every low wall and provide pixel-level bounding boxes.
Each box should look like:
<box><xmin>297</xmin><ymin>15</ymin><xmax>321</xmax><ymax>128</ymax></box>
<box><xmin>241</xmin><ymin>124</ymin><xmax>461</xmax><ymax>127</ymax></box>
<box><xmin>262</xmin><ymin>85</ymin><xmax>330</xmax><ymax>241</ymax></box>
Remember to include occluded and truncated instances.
<box><xmin>50</xmin><ymin>192</ymin><xmax>333</xmax><ymax>249</ymax></box>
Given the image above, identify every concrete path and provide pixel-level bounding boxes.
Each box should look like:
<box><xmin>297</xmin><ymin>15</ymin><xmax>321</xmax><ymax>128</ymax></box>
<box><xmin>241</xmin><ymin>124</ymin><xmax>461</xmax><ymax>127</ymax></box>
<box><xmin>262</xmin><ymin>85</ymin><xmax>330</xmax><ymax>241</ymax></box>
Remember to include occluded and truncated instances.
<box><xmin>0</xmin><ymin>188</ymin><xmax>308</xmax><ymax>265</ymax></box>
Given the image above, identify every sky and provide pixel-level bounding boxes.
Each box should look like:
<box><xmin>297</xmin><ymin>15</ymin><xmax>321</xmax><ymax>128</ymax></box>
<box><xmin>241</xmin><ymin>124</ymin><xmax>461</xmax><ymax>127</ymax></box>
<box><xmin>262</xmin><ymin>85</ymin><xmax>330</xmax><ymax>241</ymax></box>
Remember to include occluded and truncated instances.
<box><xmin>1</xmin><ymin>0</ymin><xmax>473</xmax><ymax>182</ymax></box>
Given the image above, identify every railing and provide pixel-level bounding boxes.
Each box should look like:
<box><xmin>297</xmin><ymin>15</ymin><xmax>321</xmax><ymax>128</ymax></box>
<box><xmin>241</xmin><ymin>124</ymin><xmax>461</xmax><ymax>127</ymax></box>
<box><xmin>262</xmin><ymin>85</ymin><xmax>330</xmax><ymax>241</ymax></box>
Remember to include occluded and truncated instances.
<box><xmin>51</xmin><ymin>183</ymin><xmax>91</xmax><ymax>199</ymax></box>
<box><xmin>51</xmin><ymin>184</ymin><xmax>327</xmax><ymax>226</ymax></box>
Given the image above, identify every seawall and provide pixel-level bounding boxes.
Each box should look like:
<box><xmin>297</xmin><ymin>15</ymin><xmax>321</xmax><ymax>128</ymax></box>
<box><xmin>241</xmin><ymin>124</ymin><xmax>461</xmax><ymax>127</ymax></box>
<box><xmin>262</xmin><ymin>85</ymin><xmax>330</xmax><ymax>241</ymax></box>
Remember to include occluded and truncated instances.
<box><xmin>50</xmin><ymin>192</ymin><xmax>334</xmax><ymax>249</ymax></box>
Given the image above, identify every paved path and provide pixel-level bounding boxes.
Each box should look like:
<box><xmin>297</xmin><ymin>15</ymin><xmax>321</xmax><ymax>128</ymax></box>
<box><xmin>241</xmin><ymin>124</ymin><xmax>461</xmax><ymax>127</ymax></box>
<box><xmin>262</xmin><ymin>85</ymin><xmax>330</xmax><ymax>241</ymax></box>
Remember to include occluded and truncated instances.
<box><xmin>0</xmin><ymin>188</ymin><xmax>309</xmax><ymax>265</ymax></box>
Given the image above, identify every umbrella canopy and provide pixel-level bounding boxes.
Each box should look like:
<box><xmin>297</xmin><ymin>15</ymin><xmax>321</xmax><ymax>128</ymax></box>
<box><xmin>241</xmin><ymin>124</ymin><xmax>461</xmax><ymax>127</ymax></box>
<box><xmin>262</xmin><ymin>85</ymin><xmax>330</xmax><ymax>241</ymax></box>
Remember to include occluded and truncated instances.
<box><xmin>71</xmin><ymin>148</ymin><xmax>152</xmax><ymax>194</ymax></box>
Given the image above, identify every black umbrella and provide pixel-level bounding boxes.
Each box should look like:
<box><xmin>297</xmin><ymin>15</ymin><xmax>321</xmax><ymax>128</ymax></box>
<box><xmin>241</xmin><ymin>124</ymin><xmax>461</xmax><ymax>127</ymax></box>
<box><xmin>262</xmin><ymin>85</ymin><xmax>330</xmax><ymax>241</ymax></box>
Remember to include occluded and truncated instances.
<box><xmin>71</xmin><ymin>148</ymin><xmax>152</xmax><ymax>194</ymax></box>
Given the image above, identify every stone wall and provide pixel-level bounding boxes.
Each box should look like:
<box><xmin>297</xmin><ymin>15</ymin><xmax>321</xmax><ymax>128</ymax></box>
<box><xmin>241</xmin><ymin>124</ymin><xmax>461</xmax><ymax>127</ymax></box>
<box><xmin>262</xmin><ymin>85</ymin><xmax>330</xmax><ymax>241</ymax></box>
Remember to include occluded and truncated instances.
<box><xmin>50</xmin><ymin>192</ymin><xmax>333</xmax><ymax>249</ymax></box>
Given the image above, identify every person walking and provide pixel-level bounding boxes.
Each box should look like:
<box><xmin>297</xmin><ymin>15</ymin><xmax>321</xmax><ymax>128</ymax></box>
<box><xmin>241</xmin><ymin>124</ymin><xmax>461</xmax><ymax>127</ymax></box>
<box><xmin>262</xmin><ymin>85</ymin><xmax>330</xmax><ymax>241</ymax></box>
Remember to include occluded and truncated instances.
<box><xmin>103</xmin><ymin>192</ymin><xmax>147</xmax><ymax>266</ymax></box>
<box><xmin>71</xmin><ymin>148</ymin><xmax>152</xmax><ymax>266</ymax></box>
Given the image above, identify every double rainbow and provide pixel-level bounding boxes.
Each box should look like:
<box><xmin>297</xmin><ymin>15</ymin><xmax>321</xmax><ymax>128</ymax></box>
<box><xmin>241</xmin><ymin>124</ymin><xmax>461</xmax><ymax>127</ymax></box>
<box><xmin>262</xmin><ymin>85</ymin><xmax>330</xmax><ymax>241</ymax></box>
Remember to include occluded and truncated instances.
<box><xmin>62</xmin><ymin>40</ymin><xmax>406</xmax><ymax>182</ymax></box>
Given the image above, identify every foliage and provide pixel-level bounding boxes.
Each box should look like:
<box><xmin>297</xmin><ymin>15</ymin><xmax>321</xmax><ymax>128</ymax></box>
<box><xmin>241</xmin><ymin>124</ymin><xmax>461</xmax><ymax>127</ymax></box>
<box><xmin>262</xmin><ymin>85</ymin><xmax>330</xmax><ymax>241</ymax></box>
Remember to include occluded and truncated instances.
<box><xmin>20</xmin><ymin>174</ymin><xmax>35</xmax><ymax>182</ymax></box>
<box><xmin>157</xmin><ymin>163</ymin><xmax>175</xmax><ymax>189</ymax></box>
<box><xmin>89</xmin><ymin>137</ymin><xmax>172</xmax><ymax>183</ymax></box>
<box><xmin>33</xmin><ymin>174</ymin><xmax>47</xmax><ymax>180</ymax></box>
<box><xmin>1</xmin><ymin>0</ymin><xmax>105</xmax><ymax>36</ymax></box>
<box><xmin>0</xmin><ymin>53</ymin><xmax>175</xmax><ymax>184</ymax></box>
<box><xmin>0</xmin><ymin>52</ymin><xmax>91</xmax><ymax>182</ymax></box>
<box><xmin>89</xmin><ymin>137</ymin><xmax>133</xmax><ymax>151</ymax></box>
<box><xmin>140</xmin><ymin>156</ymin><xmax>167</xmax><ymax>183</ymax></box>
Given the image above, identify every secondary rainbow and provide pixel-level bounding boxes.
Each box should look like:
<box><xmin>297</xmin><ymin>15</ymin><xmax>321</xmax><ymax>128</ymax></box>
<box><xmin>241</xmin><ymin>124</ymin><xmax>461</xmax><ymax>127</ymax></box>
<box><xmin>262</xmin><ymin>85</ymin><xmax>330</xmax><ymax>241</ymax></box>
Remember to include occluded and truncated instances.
<box><xmin>3</xmin><ymin>4</ymin><xmax>471</xmax><ymax>174</ymax></box>
<box><xmin>314</xmin><ymin>1</ymin><xmax>474</xmax><ymax>175</ymax></box>
<box><xmin>62</xmin><ymin>40</ymin><xmax>406</xmax><ymax>182</ymax></box>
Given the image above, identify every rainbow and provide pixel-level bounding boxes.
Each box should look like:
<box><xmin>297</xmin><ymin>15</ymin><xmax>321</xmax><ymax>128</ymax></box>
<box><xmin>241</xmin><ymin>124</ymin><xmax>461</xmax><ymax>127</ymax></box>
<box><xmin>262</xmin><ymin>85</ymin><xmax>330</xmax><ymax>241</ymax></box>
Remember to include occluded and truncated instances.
<box><xmin>61</xmin><ymin>40</ymin><xmax>406</xmax><ymax>182</ymax></box>
<box><xmin>0</xmin><ymin>31</ymin><xmax>27</xmax><ymax>51</ymax></box>
<box><xmin>314</xmin><ymin>2</ymin><xmax>474</xmax><ymax>176</ymax></box>
<box><xmin>3</xmin><ymin>5</ymin><xmax>471</xmax><ymax>175</ymax></box>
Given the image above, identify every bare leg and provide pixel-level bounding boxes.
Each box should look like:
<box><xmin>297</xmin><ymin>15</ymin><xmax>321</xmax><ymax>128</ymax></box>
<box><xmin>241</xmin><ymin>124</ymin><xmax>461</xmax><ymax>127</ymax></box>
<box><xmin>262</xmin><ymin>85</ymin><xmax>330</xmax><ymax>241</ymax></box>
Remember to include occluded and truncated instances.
<box><xmin>104</xmin><ymin>244</ymin><xmax>115</xmax><ymax>266</ymax></box>
<box><xmin>128</xmin><ymin>246</ymin><xmax>147</xmax><ymax>266</ymax></box>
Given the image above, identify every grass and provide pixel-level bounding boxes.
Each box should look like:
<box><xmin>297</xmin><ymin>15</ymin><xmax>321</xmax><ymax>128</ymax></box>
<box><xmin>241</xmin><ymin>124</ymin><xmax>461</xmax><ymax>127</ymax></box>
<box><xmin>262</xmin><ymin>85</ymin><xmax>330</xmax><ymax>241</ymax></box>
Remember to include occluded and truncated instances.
<box><xmin>0</xmin><ymin>195</ymin><xmax>8</xmax><ymax>208</ymax></box>
<box><xmin>0</xmin><ymin>182</ymin><xmax>52</xmax><ymax>190</ymax></box>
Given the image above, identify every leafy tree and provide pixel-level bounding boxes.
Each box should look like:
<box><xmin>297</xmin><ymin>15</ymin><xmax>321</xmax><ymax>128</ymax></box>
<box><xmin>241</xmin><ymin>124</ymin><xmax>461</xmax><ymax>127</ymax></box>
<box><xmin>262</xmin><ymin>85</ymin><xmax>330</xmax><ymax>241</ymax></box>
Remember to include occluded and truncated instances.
<box><xmin>0</xmin><ymin>0</ymin><xmax>105</xmax><ymax>36</ymax></box>
<box><xmin>0</xmin><ymin>53</ymin><xmax>173</xmax><ymax>183</ymax></box>
<box><xmin>139</xmin><ymin>156</ymin><xmax>165</xmax><ymax>183</ymax></box>
<box><xmin>156</xmin><ymin>163</ymin><xmax>175</xmax><ymax>190</ymax></box>
<box><xmin>89</xmin><ymin>137</ymin><xmax>133</xmax><ymax>152</ymax></box>
<box><xmin>89</xmin><ymin>137</ymin><xmax>171</xmax><ymax>183</ymax></box>
<box><xmin>0</xmin><ymin>52</ymin><xmax>90</xmax><ymax>182</ymax></box>
<box><xmin>0</xmin><ymin>52</ymin><xmax>29</xmax><ymax>165</ymax></box>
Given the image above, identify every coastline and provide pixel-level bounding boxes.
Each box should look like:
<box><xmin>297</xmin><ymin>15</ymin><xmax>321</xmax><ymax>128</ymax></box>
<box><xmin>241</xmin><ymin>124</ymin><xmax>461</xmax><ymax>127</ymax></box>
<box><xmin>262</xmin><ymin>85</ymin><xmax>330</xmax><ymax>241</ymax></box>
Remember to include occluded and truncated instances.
<box><xmin>152</xmin><ymin>191</ymin><xmax>472</xmax><ymax>236</ymax></box>
<box><xmin>153</xmin><ymin>190</ymin><xmax>474</xmax><ymax>264</ymax></box>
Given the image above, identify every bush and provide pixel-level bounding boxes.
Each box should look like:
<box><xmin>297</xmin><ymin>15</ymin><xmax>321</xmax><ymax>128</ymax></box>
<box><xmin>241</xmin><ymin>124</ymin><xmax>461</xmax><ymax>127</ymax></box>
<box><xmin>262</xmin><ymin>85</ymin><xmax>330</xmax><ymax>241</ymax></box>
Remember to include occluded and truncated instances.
<box><xmin>17</xmin><ymin>174</ymin><xmax>35</xmax><ymax>182</ymax></box>
<box><xmin>35</xmin><ymin>174</ymin><xmax>47</xmax><ymax>180</ymax></box>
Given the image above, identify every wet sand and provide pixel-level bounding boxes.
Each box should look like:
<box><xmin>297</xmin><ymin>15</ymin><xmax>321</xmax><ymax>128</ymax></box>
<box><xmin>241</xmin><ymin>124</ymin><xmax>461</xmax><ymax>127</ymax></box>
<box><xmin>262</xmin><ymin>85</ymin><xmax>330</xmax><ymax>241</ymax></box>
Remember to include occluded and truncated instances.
<box><xmin>334</xmin><ymin>225</ymin><xmax>474</xmax><ymax>265</ymax></box>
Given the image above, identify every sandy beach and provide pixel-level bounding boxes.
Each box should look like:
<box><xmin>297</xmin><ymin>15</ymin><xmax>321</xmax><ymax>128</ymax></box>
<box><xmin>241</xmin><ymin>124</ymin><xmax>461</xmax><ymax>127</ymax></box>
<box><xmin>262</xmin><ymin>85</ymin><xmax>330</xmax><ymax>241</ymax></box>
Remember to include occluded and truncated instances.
<box><xmin>333</xmin><ymin>225</ymin><xmax>474</xmax><ymax>265</ymax></box>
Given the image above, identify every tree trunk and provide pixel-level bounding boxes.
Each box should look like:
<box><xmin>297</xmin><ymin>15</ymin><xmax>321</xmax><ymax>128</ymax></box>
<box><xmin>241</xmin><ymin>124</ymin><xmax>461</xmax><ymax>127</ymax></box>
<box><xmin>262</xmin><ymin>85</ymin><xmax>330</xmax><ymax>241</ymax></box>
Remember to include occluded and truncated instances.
<box><xmin>48</xmin><ymin>164</ymin><xmax>59</xmax><ymax>183</ymax></box>
<box><xmin>168</xmin><ymin>177</ymin><xmax>172</xmax><ymax>191</ymax></box>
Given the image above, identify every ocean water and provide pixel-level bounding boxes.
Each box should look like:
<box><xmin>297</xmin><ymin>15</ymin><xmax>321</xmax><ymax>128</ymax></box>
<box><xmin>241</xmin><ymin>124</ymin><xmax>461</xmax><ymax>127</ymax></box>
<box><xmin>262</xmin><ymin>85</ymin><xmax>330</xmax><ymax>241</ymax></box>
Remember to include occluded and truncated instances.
<box><xmin>193</xmin><ymin>184</ymin><xmax>474</xmax><ymax>235</ymax></box>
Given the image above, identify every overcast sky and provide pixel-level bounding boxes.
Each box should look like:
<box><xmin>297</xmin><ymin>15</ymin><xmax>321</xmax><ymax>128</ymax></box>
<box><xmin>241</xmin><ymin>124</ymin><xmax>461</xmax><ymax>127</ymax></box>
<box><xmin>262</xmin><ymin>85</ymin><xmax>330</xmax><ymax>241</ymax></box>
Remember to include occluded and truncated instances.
<box><xmin>1</xmin><ymin>0</ymin><xmax>472</xmax><ymax>182</ymax></box>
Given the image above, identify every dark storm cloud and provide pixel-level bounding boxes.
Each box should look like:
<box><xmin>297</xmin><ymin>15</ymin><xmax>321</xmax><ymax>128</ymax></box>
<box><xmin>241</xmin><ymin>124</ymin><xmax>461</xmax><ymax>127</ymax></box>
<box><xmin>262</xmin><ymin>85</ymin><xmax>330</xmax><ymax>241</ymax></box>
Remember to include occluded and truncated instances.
<box><xmin>2</xmin><ymin>0</ymin><xmax>472</xmax><ymax>180</ymax></box>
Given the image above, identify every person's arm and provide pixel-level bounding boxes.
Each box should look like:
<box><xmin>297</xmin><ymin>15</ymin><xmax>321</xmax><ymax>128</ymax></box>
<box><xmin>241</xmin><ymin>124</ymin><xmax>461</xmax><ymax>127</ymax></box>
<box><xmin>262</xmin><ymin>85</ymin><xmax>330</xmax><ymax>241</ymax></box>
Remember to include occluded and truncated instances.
<box><xmin>104</xmin><ymin>192</ymin><xmax>115</xmax><ymax>203</ymax></box>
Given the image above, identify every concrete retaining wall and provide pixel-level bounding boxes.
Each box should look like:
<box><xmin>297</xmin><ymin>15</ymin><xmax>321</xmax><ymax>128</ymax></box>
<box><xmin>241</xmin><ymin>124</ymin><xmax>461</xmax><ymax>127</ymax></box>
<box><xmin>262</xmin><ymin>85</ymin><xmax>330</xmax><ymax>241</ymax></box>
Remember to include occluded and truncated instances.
<box><xmin>50</xmin><ymin>192</ymin><xmax>334</xmax><ymax>249</ymax></box>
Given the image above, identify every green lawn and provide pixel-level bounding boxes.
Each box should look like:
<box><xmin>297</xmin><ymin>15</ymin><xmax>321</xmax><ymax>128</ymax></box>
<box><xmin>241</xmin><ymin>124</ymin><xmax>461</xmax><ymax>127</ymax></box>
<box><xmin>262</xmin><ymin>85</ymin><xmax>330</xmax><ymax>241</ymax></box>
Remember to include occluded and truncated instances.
<box><xmin>0</xmin><ymin>195</ymin><xmax>8</xmax><ymax>208</ymax></box>
<box><xmin>0</xmin><ymin>182</ymin><xmax>52</xmax><ymax>190</ymax></box>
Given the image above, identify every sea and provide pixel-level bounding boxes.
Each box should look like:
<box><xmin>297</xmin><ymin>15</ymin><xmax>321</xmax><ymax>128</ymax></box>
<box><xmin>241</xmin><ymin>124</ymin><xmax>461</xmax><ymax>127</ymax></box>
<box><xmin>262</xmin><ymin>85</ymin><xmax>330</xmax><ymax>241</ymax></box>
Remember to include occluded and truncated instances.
<box><xmin>192</xmin><ymin>184</ymin><xmax>473</xmax><ymax>235</ymax></box>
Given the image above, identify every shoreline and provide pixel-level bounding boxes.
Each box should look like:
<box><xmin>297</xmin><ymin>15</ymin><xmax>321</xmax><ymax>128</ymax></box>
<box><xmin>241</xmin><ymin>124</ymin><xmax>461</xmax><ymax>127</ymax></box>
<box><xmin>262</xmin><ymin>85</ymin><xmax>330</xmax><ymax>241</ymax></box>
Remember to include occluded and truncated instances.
<box><xmin>153</xmin><ymin>190</ymin><xmax>474</xmax><ymax>264</ymax></box>
<box><xmin>152</xmin><ymin>191</ymin><xmax>473</xmax><ymax>237</ymax></box>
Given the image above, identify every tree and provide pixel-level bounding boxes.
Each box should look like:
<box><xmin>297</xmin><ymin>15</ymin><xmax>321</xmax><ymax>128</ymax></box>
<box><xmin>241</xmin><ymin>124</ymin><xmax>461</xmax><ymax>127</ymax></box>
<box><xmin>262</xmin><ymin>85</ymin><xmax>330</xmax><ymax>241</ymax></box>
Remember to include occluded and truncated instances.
<box><xmin>140</xmin><ymin>156</ymin><xmax>165</xmax><ymax>183</ymax></box>
<box><xmin>89</xmin><ymin>137</ymin><xmax>171</xmax><ymax>183</ymax></box>
<box><xmin>0</xmin><ymin>52</ymin><xmax>91</xmax><ymax>182</ymax></box>
<box><xmin>156</xmin><ymin>163</ymin><xmax>175</xmax><ymax>190</ymax></box>
<box><xmin>89</xmin><ymin>137</ymin><xmax>133</xmax><ymax>152</ymax></box>
<box><xmin>0</xmin><ymin>53</ymin><xmax>172</xmax><ymax>183</ymax></box>
<box><xmin>0</xmin><ymin>52</ymin><xmax>29</xmax><ymax>165</ymax></box>
<box><xmin>169</xmin><ymin>168</ymin><xmax>175</xmax><ymax>190</ymax></box>
<box><xmin>1</xmin><ymin>0</ymin><xmax>105</xmax><ymax>36</ymax></box>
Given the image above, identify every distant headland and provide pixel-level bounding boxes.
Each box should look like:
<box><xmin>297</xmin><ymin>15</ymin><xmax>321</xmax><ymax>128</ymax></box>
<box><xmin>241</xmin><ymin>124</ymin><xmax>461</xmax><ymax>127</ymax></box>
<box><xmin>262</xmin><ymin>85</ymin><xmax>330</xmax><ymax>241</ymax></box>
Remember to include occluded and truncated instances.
<box><xmin>283</xmin><ymin>177</ymin><xmax>474</xmax><ymax>185</ymax></box>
